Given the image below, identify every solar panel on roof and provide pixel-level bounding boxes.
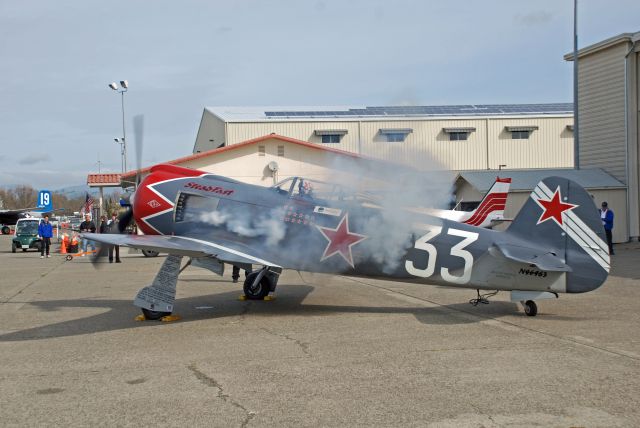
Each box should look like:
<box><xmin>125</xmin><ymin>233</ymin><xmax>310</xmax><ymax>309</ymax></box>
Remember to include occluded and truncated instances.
<box><xmin>260</xmin><ymin>103</ymin><xmax>573</xmax><ymax>118</ymax></box>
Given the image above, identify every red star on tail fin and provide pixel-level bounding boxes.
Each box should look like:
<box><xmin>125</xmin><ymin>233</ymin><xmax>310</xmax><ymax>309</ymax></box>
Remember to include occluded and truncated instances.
<box><xmin>536</xmin><ymin>187</ymin><xmax>578</xmax><ymax>226</ymax></box>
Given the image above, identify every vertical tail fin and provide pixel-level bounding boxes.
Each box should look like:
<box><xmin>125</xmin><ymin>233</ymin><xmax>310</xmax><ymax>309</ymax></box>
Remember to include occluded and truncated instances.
<box><xmin>463</xmin><ymin>177</ymin><xmax>511</xmax><ymax>227</ymax></box>
<box><xmin>507</xmin><ymin>176</ymin><xmax>610</xmax><ymax>293</ymax></box>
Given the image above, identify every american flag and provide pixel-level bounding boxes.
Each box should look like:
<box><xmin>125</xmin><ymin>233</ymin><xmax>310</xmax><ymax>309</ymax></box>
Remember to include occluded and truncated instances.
<box><xmin>83</xmin><ymin>192</ymin><xmax>95</xmax><ymax>215</ymax></box>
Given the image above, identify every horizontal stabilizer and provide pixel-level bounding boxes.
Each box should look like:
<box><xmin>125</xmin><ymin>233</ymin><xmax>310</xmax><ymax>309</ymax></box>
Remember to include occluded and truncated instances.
<box><xmin>492</xmin><ymin>242</ymin><xmax>572</xmax><ymax>272</ymax></box>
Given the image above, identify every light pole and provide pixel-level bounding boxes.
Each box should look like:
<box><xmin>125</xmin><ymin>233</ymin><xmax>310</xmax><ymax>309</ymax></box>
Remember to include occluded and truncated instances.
<box><xmin>114</xmin><ymin>138</ymin><xmax>125</xmax><ymax>173</ymax></box>
<box><xmin>108</xmin><ymin>80</ymin><xmax>129</xmax><ymax>172</ymax></box>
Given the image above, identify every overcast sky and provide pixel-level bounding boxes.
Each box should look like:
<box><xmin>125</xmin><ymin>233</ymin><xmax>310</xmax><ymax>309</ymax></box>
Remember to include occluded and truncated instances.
<box><xmin>1</xmin><ymin>0</ymin><xmax>639</xmax><ymax>189</ymax></box>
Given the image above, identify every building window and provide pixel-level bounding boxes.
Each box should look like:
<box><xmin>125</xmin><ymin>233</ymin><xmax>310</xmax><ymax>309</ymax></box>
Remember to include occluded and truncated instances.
<box><xmin>511</xmin><ymin>130</ymin><xmax>530</xmax><ymax>139</ymax></box>
<box><xmin>379</xmin><ymin>128</ymin><xmax>413</xmax><ymax>142</ymax></box>
<box><xmin>385</xmin><ymin>133</ymin><xmax>407</xmax><ymax>142</ymax></box>
<box><xmin>505</xmin><ymin>126</ymin><xmax>538</xmax><ymax>140</ymax></box>
<box><xmin>443</xmin><ymin>127</ymin><xmax>475</xmax><ymax>141</ymax></box>
<box><xmin>315</xmin><ymin>129</ymin><xmax>347</xmax><ymax>144</ymax></box>
<box><xmin>321</xmin><ymin>134</ymin><xmax>341</xmax><ymax>144</ymax></box>
<box><xmin>449</xmin><ymin>132</ymin><xmax>468</xmax><ymax>141</ymax></box>
<box><xmin>258</xmin><ymin>145</ymin><xmax>265</xmax><ymax>156</ymax></box>
<box><xmin>277</xmin><ymin>145</ymin><xmax>285</xmax><ymax>157</ymax></box>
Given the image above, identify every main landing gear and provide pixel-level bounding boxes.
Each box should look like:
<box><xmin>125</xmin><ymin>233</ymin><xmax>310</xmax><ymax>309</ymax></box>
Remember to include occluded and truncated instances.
<box><xmin>242</xmin><ymin>266</ymin><xmax>281</xmax><ymax>300</ymax></box>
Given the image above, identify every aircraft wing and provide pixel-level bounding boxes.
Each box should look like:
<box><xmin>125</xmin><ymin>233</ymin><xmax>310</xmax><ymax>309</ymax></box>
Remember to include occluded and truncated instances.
<box><xmin>492</xmin><ymin>242</ymin><xmax>572</xmax><ymax>272</ymax></box>
<box><xmin>81</xmin><ymin>233</ymin><xmax>281</xmax><ymax>268</ymax></box>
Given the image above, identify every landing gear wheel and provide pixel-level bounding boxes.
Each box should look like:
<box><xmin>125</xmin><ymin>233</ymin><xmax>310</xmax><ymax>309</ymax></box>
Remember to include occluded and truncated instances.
<box><xmin>142</xmin><ymin>249</ymin><xmax>159</xmax><ymax>257</ymax></box>
<box><xmin>141</xmin><ymin>308</ymin><xmax>171</xmax><ymax>321</ymax></box>
<box><xmin>2</xmin><ymin>226</ymin><xmax>10</xmax><ymax>235</ymax></box>
<box><xmin>11</xmin><ymin>242</ymin><xmax>17</xmax><ymax>253</ymax></box>
<box><xmin>22</xmin><ymin>248</ymin><xmax>27</xmax><ymax>252</ymax></box>
<box><xmin>243</xmin><ymin>271</ymin><xmax>270</xmax><ymax>300</ymax></box>
<box><xmin>524</xmin><ymin>300</ymin><xmax>538</xmax><ymax>317</ymax></box>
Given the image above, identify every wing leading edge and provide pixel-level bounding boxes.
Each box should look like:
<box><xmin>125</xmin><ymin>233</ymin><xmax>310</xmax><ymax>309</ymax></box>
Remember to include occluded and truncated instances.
<box><xmin>81</xmin><ymin>233</ymin><xmax>281</xmax><ymax>268</ymax></box>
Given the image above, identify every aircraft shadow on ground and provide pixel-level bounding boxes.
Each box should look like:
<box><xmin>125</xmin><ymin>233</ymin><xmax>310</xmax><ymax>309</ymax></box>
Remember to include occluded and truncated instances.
<box><xmin>0</xmin><ymin>283</ymin><xmax>568</xmax><ymax>342</ymax></box>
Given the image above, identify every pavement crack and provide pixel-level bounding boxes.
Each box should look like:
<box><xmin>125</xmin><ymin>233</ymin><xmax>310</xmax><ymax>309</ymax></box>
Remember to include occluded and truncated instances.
<box><xmin>260</xmin><ymin>327</ymin><xmax>311</xmax><ymax>357</ymax></box>
<box><xmin>187</xmin><ymin>364</ymin><xmax>255</xmax><ymax>427</ymax></box>
<box><xmin>0</xmin><ymin>262</ymin><xmax>63</xmax><ymax>305</ymax></box>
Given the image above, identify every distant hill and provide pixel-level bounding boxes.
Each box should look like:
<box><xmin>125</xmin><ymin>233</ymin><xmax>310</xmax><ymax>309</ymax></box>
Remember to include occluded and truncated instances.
<box><xmin>54</xmin><ymin>185</ymin><xmax>122</xmax><ymax>199</ymax></box>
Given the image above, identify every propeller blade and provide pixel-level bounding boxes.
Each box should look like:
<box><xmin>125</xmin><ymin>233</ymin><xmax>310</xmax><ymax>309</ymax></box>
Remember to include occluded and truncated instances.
<box><xmin>118</xmin><ymin>208</ymin><xmax>134</xmax><ymax>233</ymax></box>
<box><xmin>90</xmin><ymin>244</ymin><xmax>110</xmax><ymax>267</ymax></box>
<box><xmin>133</xmin><ymin>114</ymin><xmax>144</xmax><ymax>186</ymax></box>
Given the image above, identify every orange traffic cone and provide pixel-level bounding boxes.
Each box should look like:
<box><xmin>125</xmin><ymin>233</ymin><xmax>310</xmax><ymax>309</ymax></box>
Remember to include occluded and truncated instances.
<box><xmin>60</xmin><ymin>234</ymin><xmax>67</xmax><ymax>254</ymax></box>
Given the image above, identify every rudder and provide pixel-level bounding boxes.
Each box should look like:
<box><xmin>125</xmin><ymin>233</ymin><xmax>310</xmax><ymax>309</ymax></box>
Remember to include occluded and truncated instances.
<box><xmin>507</xmin><ymin>176</ymin><xmax>609</xmax><ymax>293</ymax></box>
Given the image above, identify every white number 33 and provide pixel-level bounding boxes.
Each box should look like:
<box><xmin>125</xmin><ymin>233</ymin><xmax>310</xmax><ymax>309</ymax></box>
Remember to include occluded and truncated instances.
<box><xmin>405</xmin><ymin>227</ymin><xmax>478</xmax><ymax>284</ymax></box>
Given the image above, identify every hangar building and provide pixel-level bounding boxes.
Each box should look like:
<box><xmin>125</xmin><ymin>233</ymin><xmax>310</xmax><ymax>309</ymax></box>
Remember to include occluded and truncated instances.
<box><xmin>194</xmin><ymin>104</ymin><xmax>575</xmax><ymax>171</ymax></box>
<box><xmin>565</xmin><ymin>31</ymin><xmax>640</xmax><ymax>241</ymax></box>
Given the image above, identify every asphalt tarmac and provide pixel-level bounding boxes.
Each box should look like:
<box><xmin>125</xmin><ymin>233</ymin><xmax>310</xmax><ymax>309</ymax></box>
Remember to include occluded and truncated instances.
<box><xmin>1</xmin><ymin>234</ymin><xmax>639</xmax><ymax>427</ymax></box>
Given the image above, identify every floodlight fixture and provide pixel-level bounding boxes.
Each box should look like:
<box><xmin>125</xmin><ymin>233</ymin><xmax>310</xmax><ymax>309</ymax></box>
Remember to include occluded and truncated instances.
<box><xmin>120</xmin><ymin>80</ymin><xmax>128</xmax><ymax>89</ymax></box>
<box><xmin>109</xmin><ymin>82</ymin><xmax>118</xmax><ymax>90</ymax></box>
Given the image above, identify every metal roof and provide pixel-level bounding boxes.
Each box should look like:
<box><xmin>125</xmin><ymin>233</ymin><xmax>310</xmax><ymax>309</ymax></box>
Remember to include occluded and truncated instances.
<box><xmin>564</xmin><ymin>31</ymin><xmax>640</xmax><ymax>61</ymax></box>
<box><xmin>207</xmin><ymin>103</ymin><xmax>573</xmax><ymax>122</ymax></box>
<box><xmin>86</xmin><ymin>173</ymin><xmax>122</xmax><ymax>187</ymax></box>
<box><xmin>457</xmin><ymin>168</ymin><xmax>625</xmax><ymax>192</ymax></box>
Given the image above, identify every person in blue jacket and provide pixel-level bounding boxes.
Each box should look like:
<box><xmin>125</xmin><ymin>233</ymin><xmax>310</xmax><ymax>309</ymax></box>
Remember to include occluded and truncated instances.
<box><xmin>599</xmin><ymin>202</ymin><xmax>614</xmax><ymax>255</ymax></box>
<box><xmin>38</xmin><ymin>215</ymin><xmax>54</xmax><ymax>259</ymax></box>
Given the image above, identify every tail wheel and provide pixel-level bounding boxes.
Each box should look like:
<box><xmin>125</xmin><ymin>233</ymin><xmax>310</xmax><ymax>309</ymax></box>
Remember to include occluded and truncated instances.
<box><xmin>141</xmin><ymin>308</ymin><xmax>171</xmax><ymax>321</ymax></box>
<box><xmin>243</xmin><ymin>271</ymin><xmax>271</xmax><ymax>300</ymax></box>
<box><xmin>524</xmin><ymin>300</ymin><xmax>538</xmax><ymax>317</ymax></box>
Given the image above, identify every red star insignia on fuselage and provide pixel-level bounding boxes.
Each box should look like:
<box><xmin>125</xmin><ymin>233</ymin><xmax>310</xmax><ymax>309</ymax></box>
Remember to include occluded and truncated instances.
<box><xmin>536</xmin><ymin>187</ymin><xmax>578</xmax><ymax>226</ymax></box>
<box><xmin>317</xmin><ymin>214</ymin><xmax>367</xmax><ymax>268</ymax></box>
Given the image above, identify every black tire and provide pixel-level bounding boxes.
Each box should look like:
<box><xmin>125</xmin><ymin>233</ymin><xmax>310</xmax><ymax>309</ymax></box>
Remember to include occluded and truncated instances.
<box><xmin>142</xmin><ymin>249</ymin><xmax>160</xmax><ymax>257</ymax></box>
<box><xmin>2</xmin><ymin>226</ymin><xmax>10</xmax><ymax>235</ymax></box>
<box><xmin>524</xmin><ymin>300</ymin><xmax>538</xmax><ymax>317</ymax></box>
<box><xmin>22</xmin><ymin>248</ymin><xmax>27</xmax><ymax>252</ymax></box>
<box><xmin>141</xmin><ymin>308</ymin><xmax>171</xmax><ymax>321</ymax></box>
<box><xmin>243</xmin><ymin>271</ymin><xmax>271</xmax><ymax>300</ymax></box>
<box><xmin>11</xmin><ymin>242</ymin><xmax>17</xmax><ymax>253</ymax></box>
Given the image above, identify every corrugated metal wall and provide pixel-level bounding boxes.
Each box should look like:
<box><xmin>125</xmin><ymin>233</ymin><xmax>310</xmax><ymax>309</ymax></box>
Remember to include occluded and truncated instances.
<box><xmin>578</xmin><ymin>42</ymin><xmax>628</xmax><ymax>182</ymax></box>
<box><xmin>487</xmin><ymin>117</ymin><xmax>574</xmax><ymax>169</ymax></box>
<box><xmin>226</xmin><ymin>121</ymin><xmax>362</xmax><ymax>153</ymax></box>
<box><xmin>216</xmin><ymin>116</ymin><xmax>573</xmax><ymax>171</ymax></box>
<box><xmin>193</xmin><ymin>111</ymin><xmax>227</xmax><ymax>153</ymax></box>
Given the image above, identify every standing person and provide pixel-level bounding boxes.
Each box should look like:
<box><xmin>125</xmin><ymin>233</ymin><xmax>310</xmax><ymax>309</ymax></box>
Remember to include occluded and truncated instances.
<box><xmin>599</xmin><ymin>202</ymin><xmax>615</xmax><ymax>255</ymax></box>
<box><xmin>232</xmin><ymin>265</ymin><xmax>249</xmax><ymax>283</ymax></box>
<box><xmin>107</xmin><ymin>212</ymin><xmax>121</xmax><ymax>263</ymax></box>
<box><xmin>99</xmin><ymin>215</ymin><xmax>107</xmax><ymax>233</ymax></box>
<box><xmin>79</xmin><ymin>214</ymin><xmax>96</xmax><ymax>255</ymax></box>
<box><xmin>38</xmin><ymin>215</ymin><xmax>53</xmax><ymax>259</ymax></box>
